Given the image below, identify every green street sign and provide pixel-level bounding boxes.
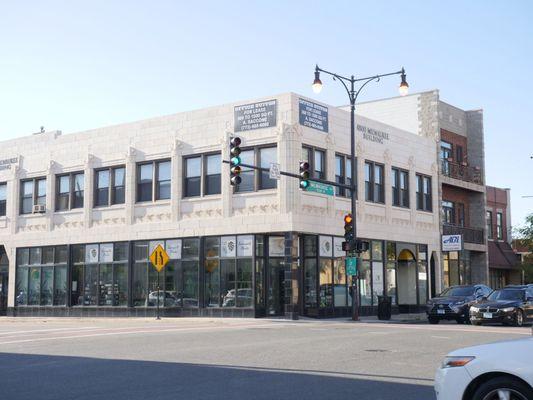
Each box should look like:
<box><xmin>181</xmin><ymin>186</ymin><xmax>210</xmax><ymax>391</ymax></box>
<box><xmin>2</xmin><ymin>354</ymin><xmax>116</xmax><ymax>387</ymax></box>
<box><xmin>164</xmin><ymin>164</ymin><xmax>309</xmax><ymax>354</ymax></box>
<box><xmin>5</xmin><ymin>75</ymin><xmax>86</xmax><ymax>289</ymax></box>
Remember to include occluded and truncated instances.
<box><xmin>346</xmin><ymin>257</ymin><xmax>357</xmax><ymax>276</ymax></box>
<box><xmin>306</xmin><ymin>181</ymin><xmax>334</xmax><ymax>196</ymax></box>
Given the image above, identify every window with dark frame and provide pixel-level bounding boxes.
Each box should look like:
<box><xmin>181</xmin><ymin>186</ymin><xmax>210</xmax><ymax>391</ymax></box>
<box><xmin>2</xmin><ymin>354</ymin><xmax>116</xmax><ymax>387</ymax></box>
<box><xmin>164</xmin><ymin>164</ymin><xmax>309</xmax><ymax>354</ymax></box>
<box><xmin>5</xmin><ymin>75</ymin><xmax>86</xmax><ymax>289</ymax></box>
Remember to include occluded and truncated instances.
<box><xmin>496</xmin><ymin>212</ymin><xmax>503</xmax><ymax>240</ymax></box>
<box><xmin>416</xmin><ymin>174</ymin><xmax>432</xmax><ymax>212</ymax></box>
<box><xmin>20</xmin><ymin>177</ymin><xmax>47</xmax><ymax>214</ymax></box>
<box><xmin>235</xmin><ymin>145</ymin><xmax>277</xmax><ymax>193</ymax></box>
<box><xmin>95</xmin><ymin>166</ymin><xmax>125</xmax><ymax>207</ymax></box>
<box><xmin>136</xmin><ymin>160</ymin><xmax>170</xmax><ymax>202</ymax></box>
<box><xmin>392</xmin><ymin>167</ymin><xmax>409</xmax><ymax>207</ymax></box>
<box><xmin>0</xmin><ymin>182</ymin><xmax>6</xmax><ymax>217</ymax></box>
<box><xmin>456</xmin><ymin>145</ymin><xmax>463</xmax><ymax>163</ymax></box>
<box><xmin>302</xmin><ymin>146</ymin><xmax>326</xmax><ymax>180</ymax></box>
<box><xmin>457</xmin><ymin>202</ymin><xmax>465</xmax><ymax>227</ymax></box>
<box><xmin>335</xmin><ymin>154</ymin><xmax>355</xmax><ymax>198</ymax></box>
<box><xmin>486</xmin><ymin>210</ymin><xmax>493</xmax><ymax>239</ymax></box>
<box><xmin>442</xmin><ymin>201</ymin><xmax>455</xmax><ymax>224</ymax></box>
<box><xmin>365</xmin><ymin>161</ymin><xmax>384</xmax><ymax>203</ymax></box>
<box><xmin>183</xmin><ymin>152</ymin><xmax>222</xmax><ymax>198</ymax></box>
<box><xmin>55</xmin><ymin>173</ymin><xmax>84</xmax><ymax>211</ymax></box>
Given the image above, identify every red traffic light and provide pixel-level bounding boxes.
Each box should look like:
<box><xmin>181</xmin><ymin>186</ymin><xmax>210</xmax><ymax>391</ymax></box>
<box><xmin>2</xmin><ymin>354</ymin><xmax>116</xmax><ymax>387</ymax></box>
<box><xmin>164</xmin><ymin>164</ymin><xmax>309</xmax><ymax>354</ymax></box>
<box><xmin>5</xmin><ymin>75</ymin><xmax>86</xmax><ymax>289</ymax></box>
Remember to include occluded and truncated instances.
<box><xmin>230</xmin><ymin>137</ymin><xmax>241</xmax><ymax>147</ymax></box>
<box><xmin>344</xmin><ymin>214</ymin><xmax>353</xmax><ymax>224</ymax></box>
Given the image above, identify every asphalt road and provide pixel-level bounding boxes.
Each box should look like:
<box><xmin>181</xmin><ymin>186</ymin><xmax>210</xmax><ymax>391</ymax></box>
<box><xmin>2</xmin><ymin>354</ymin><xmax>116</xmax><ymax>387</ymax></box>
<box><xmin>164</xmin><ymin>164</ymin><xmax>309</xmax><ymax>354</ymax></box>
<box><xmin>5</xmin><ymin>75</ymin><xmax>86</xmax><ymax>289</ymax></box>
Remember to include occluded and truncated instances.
<box><xmin>0</xmin><ymin>317</ymin><xmax>529</xmax><ymax>400</ymax></box>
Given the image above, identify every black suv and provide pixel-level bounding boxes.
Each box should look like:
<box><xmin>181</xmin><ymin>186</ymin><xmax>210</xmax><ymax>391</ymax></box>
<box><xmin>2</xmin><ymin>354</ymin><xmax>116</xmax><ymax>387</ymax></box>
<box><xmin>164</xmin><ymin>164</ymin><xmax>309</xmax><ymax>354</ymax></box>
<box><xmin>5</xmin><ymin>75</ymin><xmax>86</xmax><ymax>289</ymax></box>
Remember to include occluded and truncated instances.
<box><xmin>426</xmin><ymin>284</ymin><xmax>492</xmax><ymax>324</ymax></box>
<box><xmin>470</xmin><ymin>287</ymin><xmax>533</xmax><ymax>326</ymax></box>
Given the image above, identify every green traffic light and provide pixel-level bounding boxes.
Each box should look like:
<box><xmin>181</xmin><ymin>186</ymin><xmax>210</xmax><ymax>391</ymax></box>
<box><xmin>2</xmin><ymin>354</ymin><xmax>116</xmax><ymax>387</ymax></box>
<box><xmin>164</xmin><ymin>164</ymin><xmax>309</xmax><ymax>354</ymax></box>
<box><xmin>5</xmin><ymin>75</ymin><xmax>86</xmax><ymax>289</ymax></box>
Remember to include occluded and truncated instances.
<box><xmin>231</xmin><ymin>156</ymin><xmax>241</xmax><ymax>166</ymax></box>
<box><xmin>300</xmin><ymin>180</ymin><xmax>309</xmax><ymax>189</ymax></box>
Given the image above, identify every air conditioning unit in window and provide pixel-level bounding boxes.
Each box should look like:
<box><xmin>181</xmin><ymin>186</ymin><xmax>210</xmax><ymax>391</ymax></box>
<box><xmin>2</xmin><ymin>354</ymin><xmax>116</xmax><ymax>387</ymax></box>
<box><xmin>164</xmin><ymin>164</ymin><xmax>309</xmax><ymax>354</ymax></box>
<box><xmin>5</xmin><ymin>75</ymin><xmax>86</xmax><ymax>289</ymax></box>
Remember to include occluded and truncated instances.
<box><xmin>32</xmin><ymin>204</ymin><xmax>46</xmax><ymax>214</ymax></box>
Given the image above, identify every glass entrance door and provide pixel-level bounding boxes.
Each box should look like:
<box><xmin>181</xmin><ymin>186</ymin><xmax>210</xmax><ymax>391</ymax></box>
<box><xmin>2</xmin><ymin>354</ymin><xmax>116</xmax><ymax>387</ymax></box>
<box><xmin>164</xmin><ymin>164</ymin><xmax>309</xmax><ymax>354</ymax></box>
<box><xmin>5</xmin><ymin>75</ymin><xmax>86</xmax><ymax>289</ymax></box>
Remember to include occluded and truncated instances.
<box><xmin>267</xmin><ymin>259</ymin><xmax>285</xmax><ymax>316</ymax></box>
<box><xmin>0</xmin><ymin>247</ymin><xmax>8</xmax><ymax>315</ymax></box>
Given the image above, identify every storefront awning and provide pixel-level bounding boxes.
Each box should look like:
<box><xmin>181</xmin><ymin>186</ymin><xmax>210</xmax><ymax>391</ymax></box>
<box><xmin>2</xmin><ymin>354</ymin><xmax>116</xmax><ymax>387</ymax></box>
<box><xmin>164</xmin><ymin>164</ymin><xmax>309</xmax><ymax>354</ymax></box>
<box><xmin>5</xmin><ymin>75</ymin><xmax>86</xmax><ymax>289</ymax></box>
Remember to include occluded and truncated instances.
<box><xmin>488</xmin><ymin>241</ymin><xmax>521</xmax><ymax>270</ymax></box>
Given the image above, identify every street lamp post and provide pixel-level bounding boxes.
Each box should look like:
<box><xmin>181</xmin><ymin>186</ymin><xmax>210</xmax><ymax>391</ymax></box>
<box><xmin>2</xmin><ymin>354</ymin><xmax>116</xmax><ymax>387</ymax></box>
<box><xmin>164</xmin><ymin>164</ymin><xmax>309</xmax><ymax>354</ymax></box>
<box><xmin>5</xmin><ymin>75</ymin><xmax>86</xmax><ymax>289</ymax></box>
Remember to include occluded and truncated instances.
<box><xmin>312</xmin><ymin>65</ymin><xmax>409</xmax><ymax>321</ymax></box>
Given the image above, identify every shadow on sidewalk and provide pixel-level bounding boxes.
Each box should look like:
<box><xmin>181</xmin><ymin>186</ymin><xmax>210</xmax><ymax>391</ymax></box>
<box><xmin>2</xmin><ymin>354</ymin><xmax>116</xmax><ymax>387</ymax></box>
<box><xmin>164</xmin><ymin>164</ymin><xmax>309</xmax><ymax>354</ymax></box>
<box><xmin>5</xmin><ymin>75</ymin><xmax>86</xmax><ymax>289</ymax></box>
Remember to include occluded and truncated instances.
<box><xmin>0</xmin><ymin>352</ymin><xmax>434</xmax><ymax>400</ymax></box>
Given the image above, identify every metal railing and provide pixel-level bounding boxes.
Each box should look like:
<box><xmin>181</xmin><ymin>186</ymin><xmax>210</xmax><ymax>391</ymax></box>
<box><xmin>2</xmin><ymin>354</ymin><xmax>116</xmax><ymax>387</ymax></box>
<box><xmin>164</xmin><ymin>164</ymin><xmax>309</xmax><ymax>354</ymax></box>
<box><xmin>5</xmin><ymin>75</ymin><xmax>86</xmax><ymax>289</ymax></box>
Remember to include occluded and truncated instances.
<box><xmin>441</xmin><ymin>160</ymin><xmax>483</xmax><ymax>185</ymax></box>
<box><xmin>443</xmin><ymin>223</ymin><xmax>485</xmax><ymax>244</ymax></box>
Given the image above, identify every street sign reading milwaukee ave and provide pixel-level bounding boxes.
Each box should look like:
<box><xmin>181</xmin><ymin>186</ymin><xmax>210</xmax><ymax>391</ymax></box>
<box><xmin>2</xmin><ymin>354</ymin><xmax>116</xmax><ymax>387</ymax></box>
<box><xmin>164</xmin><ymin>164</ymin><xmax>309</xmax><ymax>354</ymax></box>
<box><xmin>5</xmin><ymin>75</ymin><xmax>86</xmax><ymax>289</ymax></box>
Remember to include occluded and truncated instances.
<box><xmin>306</xmin><ymin>181</ymin><xmax>334</xmax><ymax>196</ymax></box>
<box><xmin>149</xmin><ymin>244</ymin><xmax>169</xmax><ymax>272</ymax></box>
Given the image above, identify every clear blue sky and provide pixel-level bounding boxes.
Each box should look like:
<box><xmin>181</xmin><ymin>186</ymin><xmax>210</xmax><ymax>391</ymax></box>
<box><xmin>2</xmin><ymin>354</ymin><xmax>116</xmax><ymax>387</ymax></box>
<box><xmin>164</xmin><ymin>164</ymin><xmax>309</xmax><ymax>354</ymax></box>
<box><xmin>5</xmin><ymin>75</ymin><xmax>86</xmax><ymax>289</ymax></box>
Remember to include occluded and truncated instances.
<box><xmin>1</xmin><ymin>1</ymin><xmax>532</xmax><ymax>228</ymax></box>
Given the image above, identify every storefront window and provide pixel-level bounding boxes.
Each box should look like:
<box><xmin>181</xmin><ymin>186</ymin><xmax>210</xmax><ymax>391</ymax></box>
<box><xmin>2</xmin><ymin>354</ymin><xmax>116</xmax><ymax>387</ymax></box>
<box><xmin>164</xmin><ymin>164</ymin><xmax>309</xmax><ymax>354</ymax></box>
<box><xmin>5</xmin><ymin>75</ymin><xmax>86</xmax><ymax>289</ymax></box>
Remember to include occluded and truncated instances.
<box><xmin>319</xmin><ymin>260</ymin><xmax>333</xmax><ymax>308</ymax></box>
<box><xmin>359</xmin><ymin>261</ymin><xmax>372</xmax><ymax>306</ymax></box>
<box><xmin>304</xmin><ymin>258</ymin><xmax>317</xmax><ymax>308</ymax></box>
<box><xmin>333</xmin><ymin>259</ymin><xmax>347</xmax><ymax>307</ymax></box>
<box><xmin>386</xmin><ymin>262</ymin><xmax>397</xmax><ymax>304</ymax></box>
<box><xmin>418</xmin><ymin>262</ymin><xmax>427</xmax><ymax>304</ymax></box>
<box><xmin>16</xmin><ymin>246</ymin><xmax>68</xmax><ymax>307</ymax></box>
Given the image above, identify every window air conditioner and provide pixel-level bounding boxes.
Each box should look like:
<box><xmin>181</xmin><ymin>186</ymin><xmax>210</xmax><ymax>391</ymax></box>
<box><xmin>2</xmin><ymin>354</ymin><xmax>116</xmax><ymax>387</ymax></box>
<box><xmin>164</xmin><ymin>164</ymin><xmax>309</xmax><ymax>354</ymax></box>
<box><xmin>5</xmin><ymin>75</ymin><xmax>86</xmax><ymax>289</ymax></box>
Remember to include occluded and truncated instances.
<box><xmin>32</xmin><ymin>204</ymin><xmax>46</xmax><ymax>214</ymax></box>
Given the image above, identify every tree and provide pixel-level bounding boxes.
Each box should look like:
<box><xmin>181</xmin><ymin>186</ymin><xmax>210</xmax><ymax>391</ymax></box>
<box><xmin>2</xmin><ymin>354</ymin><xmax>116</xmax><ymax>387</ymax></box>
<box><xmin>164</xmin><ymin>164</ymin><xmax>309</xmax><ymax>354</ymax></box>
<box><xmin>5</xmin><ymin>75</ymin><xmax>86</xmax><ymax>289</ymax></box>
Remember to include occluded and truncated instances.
<box><xmin>515</xmin><ymin>213</ymin><xmax>533</xmax><ymax>283</ymax></box>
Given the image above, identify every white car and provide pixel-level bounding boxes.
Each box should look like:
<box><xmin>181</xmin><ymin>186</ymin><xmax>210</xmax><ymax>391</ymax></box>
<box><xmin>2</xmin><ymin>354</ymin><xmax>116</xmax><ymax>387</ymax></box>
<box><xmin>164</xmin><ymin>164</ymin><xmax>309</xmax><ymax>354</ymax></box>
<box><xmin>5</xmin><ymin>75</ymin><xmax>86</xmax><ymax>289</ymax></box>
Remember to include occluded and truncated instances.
<box><xmin>435</xmin><ymin>337</ymin><xmax>533</xmax><ymax>400</ymax></box>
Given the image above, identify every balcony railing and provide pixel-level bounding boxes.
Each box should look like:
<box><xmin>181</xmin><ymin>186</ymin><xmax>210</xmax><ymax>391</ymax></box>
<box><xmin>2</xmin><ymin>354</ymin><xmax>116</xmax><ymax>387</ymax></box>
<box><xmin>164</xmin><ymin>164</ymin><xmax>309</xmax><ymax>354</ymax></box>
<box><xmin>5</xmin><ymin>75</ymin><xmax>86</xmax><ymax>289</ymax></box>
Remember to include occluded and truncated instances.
<box><xmin>441</xmin><ymin>159</ymin><xmax>483</xmax><ymax>185</ymax></box>
<box><xmin>443</xmin><ymin>223</ymin><xmax>485</xmax><ymax>245</ymax></box>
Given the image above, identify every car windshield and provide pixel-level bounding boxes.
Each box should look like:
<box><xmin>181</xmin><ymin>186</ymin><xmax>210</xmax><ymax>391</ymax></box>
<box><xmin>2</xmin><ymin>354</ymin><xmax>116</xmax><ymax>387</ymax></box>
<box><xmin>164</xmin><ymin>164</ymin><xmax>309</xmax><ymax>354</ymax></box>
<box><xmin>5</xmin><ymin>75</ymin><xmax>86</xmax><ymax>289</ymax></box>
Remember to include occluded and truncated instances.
<box><xmin>488</xmin><ymin>289</ymin><xmax>524</xmax><ymax>301</ymax></box>
<box><xmin>439</xmin><ymin>287</ymin><xmax>474</xmax><ymax>297</ymax></box>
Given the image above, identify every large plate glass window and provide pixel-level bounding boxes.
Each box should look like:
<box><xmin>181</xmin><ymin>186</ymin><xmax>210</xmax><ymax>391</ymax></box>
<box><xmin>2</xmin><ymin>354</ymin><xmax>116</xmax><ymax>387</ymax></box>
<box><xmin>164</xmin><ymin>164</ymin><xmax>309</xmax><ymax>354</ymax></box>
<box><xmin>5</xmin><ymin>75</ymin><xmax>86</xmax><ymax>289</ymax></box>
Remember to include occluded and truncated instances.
<box><xmin>0</xmin><ymin>182</ymin><xmax>6</xmax><ymax>216</ymax></box>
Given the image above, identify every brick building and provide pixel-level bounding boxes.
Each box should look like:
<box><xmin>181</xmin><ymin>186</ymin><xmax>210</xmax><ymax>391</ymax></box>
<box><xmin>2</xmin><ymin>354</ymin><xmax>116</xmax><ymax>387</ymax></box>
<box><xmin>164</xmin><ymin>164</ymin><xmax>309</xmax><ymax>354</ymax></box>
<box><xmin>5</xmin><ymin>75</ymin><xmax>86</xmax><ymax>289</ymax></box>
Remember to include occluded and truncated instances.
<box><xmin>485</xmin><ymin>186</ymin><xmax>522</xmax><ymax>288</ymax></box>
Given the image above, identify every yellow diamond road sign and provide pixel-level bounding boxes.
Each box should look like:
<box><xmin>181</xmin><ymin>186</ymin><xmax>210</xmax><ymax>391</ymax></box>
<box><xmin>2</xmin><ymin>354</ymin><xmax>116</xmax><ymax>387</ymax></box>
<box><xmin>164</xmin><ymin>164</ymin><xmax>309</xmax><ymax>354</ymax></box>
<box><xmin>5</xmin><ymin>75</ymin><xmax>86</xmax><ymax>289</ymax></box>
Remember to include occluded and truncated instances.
<box><xmin>149</xmin><ymin>244</ymin><xmax>169</xmax><ymax>272</ymax></box>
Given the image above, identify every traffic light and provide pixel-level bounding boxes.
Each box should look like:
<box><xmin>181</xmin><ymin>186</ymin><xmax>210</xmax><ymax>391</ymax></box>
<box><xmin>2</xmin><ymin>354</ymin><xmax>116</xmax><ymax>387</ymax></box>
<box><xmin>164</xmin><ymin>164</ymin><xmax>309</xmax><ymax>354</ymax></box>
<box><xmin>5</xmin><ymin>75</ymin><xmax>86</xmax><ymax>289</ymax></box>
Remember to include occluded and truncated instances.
<box><xmin>355</xmin><ymin>239</ymin><xmax>370</xmax><ymax>253</ymax></box>
<box><xmin>342</xmin><ymin>214</ymin><xmax>354</xmax><ymax>251</ymax></box>
<box><xmin>230</xmin><ymin>137</ymin><xmax>242</xmax><ymax>186</ymax></box>
<box><xmin>299</xmin><ymin>161</ymin><xmax>310</xmax><ymax>189</ymax></box>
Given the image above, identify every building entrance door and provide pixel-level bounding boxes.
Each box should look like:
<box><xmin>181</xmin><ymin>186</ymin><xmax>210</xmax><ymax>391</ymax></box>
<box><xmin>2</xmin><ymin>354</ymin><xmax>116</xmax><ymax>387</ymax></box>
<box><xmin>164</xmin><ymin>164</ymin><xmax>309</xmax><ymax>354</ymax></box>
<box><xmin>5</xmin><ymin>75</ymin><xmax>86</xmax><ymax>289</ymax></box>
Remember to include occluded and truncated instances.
<box><xmin>267</xmin><ymin>259</ymin><xmax>285</xmax><ymax>316</ymax></box>
<box><xmin>397</xmin><ymin>249</ymin><xmax>418</xmax><ymax>313</ymax></box>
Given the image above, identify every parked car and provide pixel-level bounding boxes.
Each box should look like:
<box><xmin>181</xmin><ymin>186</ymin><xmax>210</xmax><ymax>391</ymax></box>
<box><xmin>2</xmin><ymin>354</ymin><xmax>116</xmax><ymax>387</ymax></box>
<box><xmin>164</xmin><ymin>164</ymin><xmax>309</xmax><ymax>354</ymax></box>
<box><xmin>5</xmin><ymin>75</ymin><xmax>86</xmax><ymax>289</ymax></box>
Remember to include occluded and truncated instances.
<box><xmin>505</xmin><ymin>284</ymin><xmax>533</xmax><ymax>289</ymax></box>
<box><xmin>426</xmin><ymin>284</ymin><xmax>492</xmax><ymax>324</ymax></box>
<box><xmin>435</xmin><ymin>337</ymin><xmax>533</xmax><ymax>400</ymax></box>
<box><xmin>470</xmin><ymin>287</ymin><xmax>533</xmax><ymax>327</ymax></box>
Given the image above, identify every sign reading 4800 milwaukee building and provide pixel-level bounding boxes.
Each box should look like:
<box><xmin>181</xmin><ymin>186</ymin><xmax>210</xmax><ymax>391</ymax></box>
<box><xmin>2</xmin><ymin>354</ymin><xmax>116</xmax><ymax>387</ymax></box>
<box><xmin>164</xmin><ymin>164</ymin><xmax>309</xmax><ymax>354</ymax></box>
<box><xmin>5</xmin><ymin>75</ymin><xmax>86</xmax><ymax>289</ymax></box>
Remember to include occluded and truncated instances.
<box><xmin>234</xmin><ymin>100</ymin><xmax>277</xmax><ymax>132</ymax></box>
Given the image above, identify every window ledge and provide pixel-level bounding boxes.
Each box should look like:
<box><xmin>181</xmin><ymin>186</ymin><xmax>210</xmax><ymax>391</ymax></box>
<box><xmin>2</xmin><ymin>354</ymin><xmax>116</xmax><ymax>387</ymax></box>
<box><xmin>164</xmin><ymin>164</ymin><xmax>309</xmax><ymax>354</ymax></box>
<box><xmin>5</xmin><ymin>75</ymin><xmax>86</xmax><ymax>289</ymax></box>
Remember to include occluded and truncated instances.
<box><xmin>54</xmin><ymin>209</ymin><xmax>84</xmax><ymax>215</ymax></box>
<box><xmin>233</xmin><ymin>189</ymin><xmax>277</xmax><ymax>197</ymax></box>
<box><xmin>93</xmin><ymin>204</ymin><xmax>126</xmax><ymax>211</ymax></box>
<box><xmin>181</xmin><ymin>195</ymin><xmax>222</xmax><ymax>202</ymax></box>
<box><xmin>135</xmin><ymin>200</ymin><xmax>171</xmax><ymax>206</ymax></box>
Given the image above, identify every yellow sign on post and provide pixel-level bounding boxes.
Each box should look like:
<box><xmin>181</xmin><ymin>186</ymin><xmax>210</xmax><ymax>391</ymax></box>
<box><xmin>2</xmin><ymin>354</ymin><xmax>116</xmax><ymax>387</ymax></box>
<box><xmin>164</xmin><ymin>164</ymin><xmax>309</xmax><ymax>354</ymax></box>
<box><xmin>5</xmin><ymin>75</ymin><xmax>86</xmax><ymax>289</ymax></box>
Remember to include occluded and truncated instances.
<box><xmin>149</xmin><ymin>244</ymin><xmax>169</xmax><ymax>272</ymax></box>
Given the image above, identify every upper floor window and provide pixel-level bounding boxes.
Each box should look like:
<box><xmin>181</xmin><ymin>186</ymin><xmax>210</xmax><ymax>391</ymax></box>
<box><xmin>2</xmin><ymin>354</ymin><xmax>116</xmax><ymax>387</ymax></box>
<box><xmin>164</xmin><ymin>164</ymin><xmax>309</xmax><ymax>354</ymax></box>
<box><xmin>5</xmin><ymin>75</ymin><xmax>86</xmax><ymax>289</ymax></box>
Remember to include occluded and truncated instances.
<box><xmin>416</xmin><ymin>174</ymin><xmax>432</xmax><ymax>212</ymax></box>
<box><xmin>335</xmin><ymin>154</ymin><xmax>355</xmax><ymax>198</ymax></box>
<box><xmin>56</xmin><ymin>172</ymin><xmax>84</xmax><ymax>211</ymax></box>
<box><xmin>365</xmin><ymin>161</ymin><xmax>384</xmax><ymax>203</ymax></box>
<box><xmin>456</xmin><ymin>145</ymin><xmax>464</xmax><ymax>163</ymax></box>
<box><xmin>457</xmin><ymin>202</ymin><xmax>465</xmax><ymax>227</ymax></box>
<box><xmin>302</xmin><ymin>146</ymin><xmax>325</xmax><ymax>180</ymax></box>
<box><xmin>442</xmin><ymin>201</ymin><xmax>455</xmax><ymax>224</ymax></box>
<box><xmin>486</xmin><ymin>211</ymin><xmax>493</xmax><ymax>239</ymax></box>
<box><xmin>95</xmin><ymin>166</ymin><xmax>125</xmax><ymax>207</ymax></box>
<box><xmin>496</xmin><ymin>212</ymin><xmax>503</xmax><ymax>240</ymax></box>
<box><xmin>184</xmin><ymin>153</ymin><xmax>221</xmax><ymax>197</ymax></box>
<box><xmin>440</xmin><ymin>141</ymin><xmax>453</xmax><ymax>175</ymax></box>
<box><xmin>235</xmin><ymin>146</ymin><xmax>277</xmax><ymax>193</ymax></box>
<box><xmin>391</xmin><ymin>167</ymin><xmax>409</xmax><ymax>207</ymax></box>
<box><xmin>20</xmin><ymin>178</ymin><xmax>46</xmax><ymax>214</ymax></box>
<box><xmin>0</xmin><ymin>182</ymin><xmax>6</xmax><ymax>217</ymax></box>
<box><xmin>136</xmin><ymin>160</ymin><xmax>171</xmax><ymax>202</ymax></box>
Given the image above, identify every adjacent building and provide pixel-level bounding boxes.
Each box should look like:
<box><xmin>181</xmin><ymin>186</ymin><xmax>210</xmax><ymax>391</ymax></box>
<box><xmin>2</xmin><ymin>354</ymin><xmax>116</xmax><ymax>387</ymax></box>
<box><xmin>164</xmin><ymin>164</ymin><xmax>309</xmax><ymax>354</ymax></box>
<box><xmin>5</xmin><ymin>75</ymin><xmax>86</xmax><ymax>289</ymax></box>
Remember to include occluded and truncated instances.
<box><xmin>353</xmin><ymin>91</ymin><xmax>488</xmax><ymax>295</ymax></box>
<box><xmin>486</xmin><ymin>186</ymin><xmax>522</xmax><ymax>288</ymax></box>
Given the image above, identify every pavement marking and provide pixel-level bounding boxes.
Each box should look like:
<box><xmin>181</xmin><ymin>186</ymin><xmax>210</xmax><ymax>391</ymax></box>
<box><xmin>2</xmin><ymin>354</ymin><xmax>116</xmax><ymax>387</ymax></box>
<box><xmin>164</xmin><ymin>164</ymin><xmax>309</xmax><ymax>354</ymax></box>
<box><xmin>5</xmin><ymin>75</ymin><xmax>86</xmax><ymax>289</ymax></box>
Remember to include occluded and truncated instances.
<box><xmin>0</xmin><ymin>322</ymin><xmax>292</xmax><ymax>346</ymax></box>
<box><xmin>0</xmin><ymin>326</ymin><xmax>100</xmax><ymax>336</ymax></box>
<box><xmin>430</xmin><ymin>335</ymin><xmax>450</xmax><ymax>339</ymax></box>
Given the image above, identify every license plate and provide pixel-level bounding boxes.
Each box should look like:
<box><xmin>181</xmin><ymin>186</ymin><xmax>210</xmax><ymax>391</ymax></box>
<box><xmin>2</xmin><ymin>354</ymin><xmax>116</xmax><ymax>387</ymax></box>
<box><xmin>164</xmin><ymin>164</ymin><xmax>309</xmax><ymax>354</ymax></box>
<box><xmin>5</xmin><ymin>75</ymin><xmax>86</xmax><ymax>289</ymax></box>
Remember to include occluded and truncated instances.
<box><xmin>483</xmin><ymin>312</ymin><xmax>492</xmax><ymax>319</ymax></box>
<box><xmin>437</xmin><ymin>309</ymin><xmax>445</xmax><ymax>315</ymax></box>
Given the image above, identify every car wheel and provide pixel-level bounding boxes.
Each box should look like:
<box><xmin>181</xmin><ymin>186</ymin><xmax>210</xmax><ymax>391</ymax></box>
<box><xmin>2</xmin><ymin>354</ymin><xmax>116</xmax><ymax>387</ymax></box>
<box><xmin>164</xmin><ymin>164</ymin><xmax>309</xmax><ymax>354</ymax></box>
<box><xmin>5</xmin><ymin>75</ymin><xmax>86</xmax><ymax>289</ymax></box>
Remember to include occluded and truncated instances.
<box><xmin>456</xmin><ymin>318</ymin><xmax>465</xmax><ymax>324</ymax></box>
<box><xmin>472</xmin><ymin>376</ymin><xmax>533</xmax><ymax>400</ymax></box>
<box><xmin>514</xmin><ymin>310</ymin><xmax>524</xmax><ymax>327</ymax></box>
<box><xmin>471</xmin><ymin>321</ymin><xmax>482</xmax><ymax>326</ymax></box>
<box><xmin>428</xmin><ymin>317</ymin><xmax>439</xmax><ymax>324</ymax></box>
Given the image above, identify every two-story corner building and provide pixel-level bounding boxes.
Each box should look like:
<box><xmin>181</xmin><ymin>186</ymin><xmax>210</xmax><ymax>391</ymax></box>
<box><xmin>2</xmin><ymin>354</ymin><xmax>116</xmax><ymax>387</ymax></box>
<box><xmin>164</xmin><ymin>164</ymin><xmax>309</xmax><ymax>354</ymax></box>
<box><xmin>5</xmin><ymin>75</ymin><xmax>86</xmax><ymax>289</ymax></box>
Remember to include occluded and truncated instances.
<box><xmin>485</xmin><ymin>186</ymin><xmax>522</xmax><ymax>288</ymax></box>
<box><xmin>353</xmin><ymin>90</ymin><xmax>489</xmax><ymax>293</ymax></box>
<box><xmin>0</xmin><ymin>92</ymin><xmax>440</xmax><ymax>319</ymax></box>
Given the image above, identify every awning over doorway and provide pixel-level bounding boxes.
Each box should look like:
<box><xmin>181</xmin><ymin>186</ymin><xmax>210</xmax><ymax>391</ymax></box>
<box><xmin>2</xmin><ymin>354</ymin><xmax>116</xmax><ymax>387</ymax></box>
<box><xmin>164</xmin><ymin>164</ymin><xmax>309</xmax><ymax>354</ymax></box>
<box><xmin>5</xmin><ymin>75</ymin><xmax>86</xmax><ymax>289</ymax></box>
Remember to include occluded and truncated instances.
<box><xmin>488</xmin><ymin>241</ymin><xmax>521</xmax><ymax>270</ymax></box>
